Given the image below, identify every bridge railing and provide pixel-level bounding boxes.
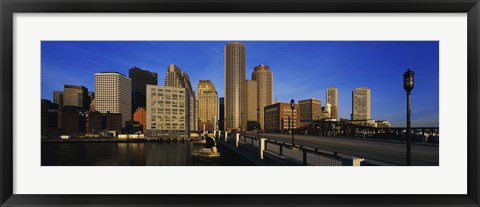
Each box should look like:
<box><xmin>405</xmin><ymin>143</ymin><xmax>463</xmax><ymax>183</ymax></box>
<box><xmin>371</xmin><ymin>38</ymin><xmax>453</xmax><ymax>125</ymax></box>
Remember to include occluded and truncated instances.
<box><xmin>215</xmin><ymin>131</ymin><xmax>399</xmax><ymax>166</ymax></box>
<box><xmin>266</xmin><ymin>127</ymin><xmax>439</xmax><ymax>145</ymax></box>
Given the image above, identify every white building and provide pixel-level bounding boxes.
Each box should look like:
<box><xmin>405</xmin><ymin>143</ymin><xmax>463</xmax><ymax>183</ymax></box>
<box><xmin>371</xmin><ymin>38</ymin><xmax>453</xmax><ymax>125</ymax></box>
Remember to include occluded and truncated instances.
<box><xmin>94</xmin><ymin>72</ymin><xmax>131</xmax><ymax>127</ymax></box>
<box><xmin>146</xmin><ymin>85</ymin><xmax>188</xmax><ymax>139</ymax></box>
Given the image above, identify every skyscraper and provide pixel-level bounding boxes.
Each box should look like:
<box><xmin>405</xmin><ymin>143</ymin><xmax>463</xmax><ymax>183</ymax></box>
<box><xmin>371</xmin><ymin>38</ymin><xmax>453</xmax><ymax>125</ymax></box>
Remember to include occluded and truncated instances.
<box><xmin>197</xmin><ymin>80</ymin><xmax>218</xmax><ymax>131</ymax></box>
<box><xmin>94</xmin><ymin>72</ymin><xmax>132</xmax><ymax>127</ymax></box>
<box><xmin>326</xmin><ymin>87</ymin><xmax>339</xmax><ymax>119</ymax></box>
<box><xmin>129</xmin><ymin>66</ymin><xmax>158</xmax><ymax>113</ymax></box>
<box><xmin>224</xmin><ymin>42</ymin><xmax>246</xmax><ymax>131</ymax></box>
<box><xmin>352</xmin><ymin>87</ymin><xmax>371</xmax><ymax>120</ymax></box>
<box><xmin>252</xmin><ymin>64</ymin><xmax>273</xmax><ymax>130</ymax></box>
<box><xmin>164</xmin><ymin>64</ymin><xmax>196</xmax><ymax>132</ymax></box>
<box><xmin>243</xmin><ymin>80</ymin><xmax>258</xmax><ymax>131</ymax></box>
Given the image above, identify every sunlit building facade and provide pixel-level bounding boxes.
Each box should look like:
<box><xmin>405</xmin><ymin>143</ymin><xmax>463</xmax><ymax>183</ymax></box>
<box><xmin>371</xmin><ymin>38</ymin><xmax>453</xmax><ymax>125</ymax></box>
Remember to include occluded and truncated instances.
<box><xmin>197</xmin><ymin>80</ymin><xmax>218</xmax><ymax>131</ymax></box>
<box><xmin>243</xmin><ymin>80</ymin><xmax>258</xmax><ymax>131</ymax></box>
<box><xmin>146</xmin><ymin>85</ymin><xmax>188</xmax><ymax>139</ymax></box>
<box><xmin>352</xmin><ymin>87</ymin><xmax>371</xmax><ymax>120</ymax></box>
<box><xmin>94</xmin><ymin>72</ymin><xmax>131</xmax><ymax>127</ymax></box>
<box><xmin>252</xmin><ymin>64</ymin><xmax>273</xmax><ymax>130</ymax></box>
<box><xmin>326</xmin><ymin>86</ymin><xmax>339</xmax><ymax>119</ymax></box>
<box><xmin>224</xmin><ymin>42</ymin><xmax>246</xmax><ymax>131</ymax></box>
<box><xmin>164</xmin><ymin>64</ymin><xmax>197</xmax><ymax>132</ymax></box>
<box><xmin>264</xmin><ymin>102</ymin><xmax>299</xmax><ymax>132</ymax></box>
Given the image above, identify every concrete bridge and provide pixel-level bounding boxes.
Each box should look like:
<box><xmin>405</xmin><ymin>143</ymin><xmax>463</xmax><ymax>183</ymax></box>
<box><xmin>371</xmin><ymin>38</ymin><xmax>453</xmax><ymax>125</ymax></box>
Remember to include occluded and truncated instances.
<box><xmin>214</xmin><ymin>131</ymin><xmax>438</xmax><ymax>166</ymax></box>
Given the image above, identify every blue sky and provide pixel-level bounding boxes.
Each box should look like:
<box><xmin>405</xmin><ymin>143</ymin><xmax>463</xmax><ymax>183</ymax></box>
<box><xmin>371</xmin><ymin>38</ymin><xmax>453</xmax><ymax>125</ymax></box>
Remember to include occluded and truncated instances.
<box><xmin>41</xmin><ymin>41</ymin><xmax>439</xmax><ymax>127</ymax></box>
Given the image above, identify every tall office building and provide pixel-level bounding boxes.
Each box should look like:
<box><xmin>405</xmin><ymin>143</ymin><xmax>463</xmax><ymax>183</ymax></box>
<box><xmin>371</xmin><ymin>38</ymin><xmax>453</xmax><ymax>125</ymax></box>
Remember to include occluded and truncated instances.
<box><xmin>164</xmin><ymin>64</ymin><xmax>196</xmax><ymax>132</ymax></box>
<box><xmin>326</xmin><ymin>87</ymin><xmax>339</xmax><ymax>119</ymax></box>
<box><xmin>252</xmin><ymin>64</ymin><xmax>273</xmax><ymax>130</ymax></box>
<box><xmin>94</xmin><ymin>72</ymin><xmax>132</xmax><ymax>127</ymax></box>
<box><xmin>352</xmin><ymin>87</ymin><xmax>371</xmax><ymax>120</ymax></box>
<box><xmin>224</xmin><ymin>42</ymin><xmax>246</xmax><ymax>131</ymax></box>
<box><xmin>129</xmin><ymin>66</ymin><xmax>158</xmax><ymax>113</ymax></box>
<box><xmin>197</xmin><ymin>80</ymin><xmax>218</xmax><ymax>131</ymax></box>
<box><xmin>146</xmin><ymin>85</ymin><xmax>188</xmax><ymax>139</ymax></box>
<box><xmin>219</xmin><ymin>97</ymin><xmax>224</xmax><ymax>131</ymax></box>
<box><xmin>243</xmin><ymin>80</ymin><xmax>258</xmax><ymax>131</ymax></box>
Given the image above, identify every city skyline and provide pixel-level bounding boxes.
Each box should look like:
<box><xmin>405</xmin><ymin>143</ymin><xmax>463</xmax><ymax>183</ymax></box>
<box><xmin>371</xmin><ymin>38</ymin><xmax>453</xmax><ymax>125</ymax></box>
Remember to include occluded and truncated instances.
<box><xmin>41</xmin><ymin>41</ymin><xmax>439</xmax><ymax>127</ymax></box>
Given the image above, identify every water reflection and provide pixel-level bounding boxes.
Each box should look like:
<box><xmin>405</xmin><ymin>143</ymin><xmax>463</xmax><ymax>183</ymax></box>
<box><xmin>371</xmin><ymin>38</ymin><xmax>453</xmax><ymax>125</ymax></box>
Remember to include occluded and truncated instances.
<box><xmin>41</xmin><ymin>142</ymin><xmax>252</xmax><ymax>166</ymax></box>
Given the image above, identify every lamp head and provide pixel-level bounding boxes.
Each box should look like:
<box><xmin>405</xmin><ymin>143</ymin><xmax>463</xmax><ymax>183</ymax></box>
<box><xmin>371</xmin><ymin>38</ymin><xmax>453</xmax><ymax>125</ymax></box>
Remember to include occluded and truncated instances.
<box><xmin>403</xmin><ymin>68</ymin><xmax>415</xmax><ymax>93</ymax></box>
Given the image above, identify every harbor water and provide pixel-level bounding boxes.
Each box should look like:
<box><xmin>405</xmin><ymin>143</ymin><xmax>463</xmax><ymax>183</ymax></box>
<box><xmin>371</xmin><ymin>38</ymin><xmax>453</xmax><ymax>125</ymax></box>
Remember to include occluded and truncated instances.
<box><xmin>41</xmin><ymin>141</ymin><xmax>253</xmax><ymax>166</ymax></box>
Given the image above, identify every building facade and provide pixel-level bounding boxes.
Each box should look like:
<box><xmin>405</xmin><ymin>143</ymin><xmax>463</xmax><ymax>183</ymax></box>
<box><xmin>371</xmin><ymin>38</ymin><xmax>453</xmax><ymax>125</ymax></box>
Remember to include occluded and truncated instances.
<box><xmin>94</xmin><ymin>72</ymin><xmax>132</xmax><ymax>127</ymax></box>
<box><xmin>63</xmin><ymin>85</ymin><xmax>89</xmax><ymax>109</ymax></box>
<box><xmin>264</xmin><ymin>102</ymin><xmax>299</xmax><ymax>132</ymax></box>
<box><xmin>252</xmin><ymin>64</ymin><xmax>273</xmax><ymax>130</ymax></box>
<box><xmin>53</xmin><ymin>85</ymin><xmax>91</xmax><ymax>110</ymax></box>
<box><xmin>326</xmin><ymin>86</ymin><xmax>339</xmax><ymax>119</ymax></box>
<box><xmin>224</xmin><ymin>42</ymin><xmax>246</xmax><ymax>131</ymax></box>
<box><xmin>86</xmin><ymin>111</ymin><xmax>103</xmax><ymax>132</ymax></box>
<box><xmin>57</xmin><ymin>109</ymin><xmax>85</xmax><ymax>134</ymax></box>
<box><xmin>53</xmin><ymin>91</ymin><xmax>64</xmax><ymax>109</ymax></box>
<box><xmin>243</xmin><ymin>80</ymin><xmax>258</xmax><ymax>131</ymax></box>
<box><xmin>146</xmin><ymin>85</ymin><xmax>188</xmax><ymax>139</ymax></box>
<box><xmin>133</xmin><ymin>107</ymin><xmax>147</xmax><ymax>132</ymax></box>
<box><xmin>85</xmin><ymin>111</ymin><xmax>122</xmax><ymax>133</ymax></box>
<box><xmin>330</xmin><ymin>105</ymin><xmax>338</xmax><ymax>120</ymax></box>
<box><xmin>41</xmin><ymin>99</ymin><xmax>59</xmax><ymax>136</ymax></box>
<box><xmin>129</xmin><ymin>66</ymin><xmax>158</xmax><ymax>113</ymax></box>
<box><xmin>322</xmin><ymin>103</ymin><xmax>332</xmax><ymax>119</ymax></box>
<box><xmin>299</xmin><ymin>98</ymin><xmax>322</xmax><ymax>120</ymax></box>
<box><xmin>197</xmin><ymin>80</ymin><xmax>218</xmax><ymax>131</ymax></box>
<box><xmin>352</xmin><ymin>87</ymin><xmax>371</xmax><ymax>120</ymax></box>
<box><xmin>164</xmin><ymin>64</ymin><xmax>197</xmax><ymax>132</ymax></box>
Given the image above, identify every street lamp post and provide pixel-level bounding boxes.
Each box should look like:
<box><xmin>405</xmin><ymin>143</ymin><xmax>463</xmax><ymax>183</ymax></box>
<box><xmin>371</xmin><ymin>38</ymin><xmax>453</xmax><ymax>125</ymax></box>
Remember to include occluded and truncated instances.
<box><xmin>403</xmin><ymin>68</ymin><xmax>415</xmax><ymax>166</ymax></box>
<box><xmin>240</xmin><ymin>113</ymin><xmax>243</xmax><ymax>135</ymax></box>
<box><xmin>317</xmin><ymin>116</ymin><xmax>320</xmax><ymax>135</ymax></box>
<box><xmin>257</xmin><ymin>108</ymin><xmax>260</xmax><ymax>139</ymax></box>
<box><xmin>290</xmin><ymin>99</ymin><xmax>295</xmax><ymax>147</ymax></box>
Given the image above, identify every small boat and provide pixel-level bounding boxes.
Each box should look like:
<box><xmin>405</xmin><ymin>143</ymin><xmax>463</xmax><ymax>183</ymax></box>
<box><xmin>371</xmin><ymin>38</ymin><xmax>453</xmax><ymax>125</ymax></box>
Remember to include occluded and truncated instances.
<box><xmin>191</xmin><ymin>147</ymin><xmax>221</xmax><ymax>161</ymax></box>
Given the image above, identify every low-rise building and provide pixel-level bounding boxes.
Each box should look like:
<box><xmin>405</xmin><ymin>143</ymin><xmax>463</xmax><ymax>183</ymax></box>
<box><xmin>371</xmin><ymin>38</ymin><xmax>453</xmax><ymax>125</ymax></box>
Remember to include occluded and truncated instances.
<box><xmin>264</xmin><ymin>102</ymin><xmax>300</xmax><ymax>132</ymax></box>
<box><xmin>86</xmin><ymin>111</ymin><xmax>122</xmax><ymax>133</ymax></box>
<box><xmin>376</xmin><ymin>120</ymin><xmax>392</xmax><ymax>128</ymax></box>
<box><xmin>41</xmin><ymin>99</ymin><xmax>59</xmax><ymax>136</ymax></box>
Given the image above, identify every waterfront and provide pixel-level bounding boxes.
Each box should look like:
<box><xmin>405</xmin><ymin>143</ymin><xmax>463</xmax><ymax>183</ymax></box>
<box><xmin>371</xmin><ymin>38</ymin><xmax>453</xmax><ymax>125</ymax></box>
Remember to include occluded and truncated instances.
<box><xmin>41</xmin><ymin>141</ymin><xmax>253</xmax><ymax>166</ymax></box>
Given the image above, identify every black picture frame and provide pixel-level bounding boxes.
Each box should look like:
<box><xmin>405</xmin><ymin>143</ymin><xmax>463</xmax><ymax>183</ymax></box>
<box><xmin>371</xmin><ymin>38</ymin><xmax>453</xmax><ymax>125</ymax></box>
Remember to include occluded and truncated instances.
<box><xmin>1</xmin><ymin>0</ymin><xmax>479</xmax><ymax>206</ymax></box>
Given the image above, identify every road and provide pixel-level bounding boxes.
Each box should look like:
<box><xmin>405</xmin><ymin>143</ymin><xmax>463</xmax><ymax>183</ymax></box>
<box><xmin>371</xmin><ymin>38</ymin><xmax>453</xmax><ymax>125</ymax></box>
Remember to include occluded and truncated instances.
<box><xmin>255</xmin><ymin>133</ymin><xmax>439</xmax><ymax>166</ymax></box>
